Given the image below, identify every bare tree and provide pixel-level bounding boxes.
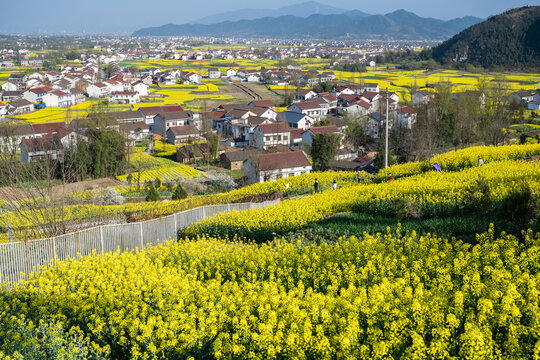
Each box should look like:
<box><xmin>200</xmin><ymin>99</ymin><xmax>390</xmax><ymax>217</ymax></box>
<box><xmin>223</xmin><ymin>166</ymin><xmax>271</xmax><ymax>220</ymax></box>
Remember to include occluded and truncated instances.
<box><xmin>477</xmin><ymin>76</ymin><xmax>512</xmax><ymax>145</ymax></box>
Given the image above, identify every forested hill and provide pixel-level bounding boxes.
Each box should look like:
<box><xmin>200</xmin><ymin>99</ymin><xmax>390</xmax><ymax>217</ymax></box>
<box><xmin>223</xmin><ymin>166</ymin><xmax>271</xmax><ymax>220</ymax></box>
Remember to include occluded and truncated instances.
<box><xmin>132</xmin><ymin>10</ymin><xmax>482</xmax><ymax>40</ymax></box>
<box><xmin>431</xmin><ymin>6</ymin><xmax>540</xmax><ymax>70</ymax></box>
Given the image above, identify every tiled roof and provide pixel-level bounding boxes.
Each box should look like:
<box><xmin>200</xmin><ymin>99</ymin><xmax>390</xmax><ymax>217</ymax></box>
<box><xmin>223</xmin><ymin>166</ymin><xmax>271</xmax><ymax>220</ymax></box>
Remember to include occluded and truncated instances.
<box><xmin>258</xmin><ymin>122</ymin><xmax>290</xmax><ymax>134</ymax></box>
<box><xmin>255</xmin><ymin>151</ymin><xmax>311</xmax><ymax>171</ymax></box>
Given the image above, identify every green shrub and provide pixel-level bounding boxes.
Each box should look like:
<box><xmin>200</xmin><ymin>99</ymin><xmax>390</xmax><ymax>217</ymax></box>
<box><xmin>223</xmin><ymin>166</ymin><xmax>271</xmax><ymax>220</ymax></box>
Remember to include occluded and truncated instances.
<box><xmin>172</xmin><ymin>185</ymin><xmax>188</xmax><ymax>200</ymax></box>
<box><xmin>145</xmin><ymin>186</ymin><xmax>161</xmax><ymax>202</ymax></box>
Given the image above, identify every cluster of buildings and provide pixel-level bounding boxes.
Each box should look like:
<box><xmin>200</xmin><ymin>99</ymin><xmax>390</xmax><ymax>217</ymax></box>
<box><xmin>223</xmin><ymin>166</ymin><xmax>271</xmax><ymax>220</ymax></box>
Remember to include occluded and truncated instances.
<box><xmin>510</xmin><ymin>90</ymin><xmax>540</xmax><ymax>110</ymax></box>
<box><xmin>208</xmin><ymin>82</ymin><xmax>421</xmax><ymax>183</ymax></box>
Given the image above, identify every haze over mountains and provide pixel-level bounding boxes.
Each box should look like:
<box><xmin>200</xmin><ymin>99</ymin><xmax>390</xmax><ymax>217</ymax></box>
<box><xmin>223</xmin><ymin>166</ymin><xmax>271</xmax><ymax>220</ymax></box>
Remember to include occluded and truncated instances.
<box><xmin>133</xmin><ymin>3</ymin><xmax>483</xmax><ymax>40</ymax></box>
<box><xmin>192</xmin><ymin>1</ymin><xmax>364</xmax><ymax>25</ymax></box>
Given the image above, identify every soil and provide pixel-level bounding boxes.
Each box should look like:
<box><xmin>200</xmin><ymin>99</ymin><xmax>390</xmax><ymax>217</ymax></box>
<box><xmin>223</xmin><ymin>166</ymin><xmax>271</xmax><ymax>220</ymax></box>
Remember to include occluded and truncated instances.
<box><xmin>0</xmin><ymin>178</ymin><xmax>121</xmax><ymax>201</ymax></box>
<box><xmin>232</xmin><ymin>190</ymin><xmax>283</xmax><ymax>204</ymax></box>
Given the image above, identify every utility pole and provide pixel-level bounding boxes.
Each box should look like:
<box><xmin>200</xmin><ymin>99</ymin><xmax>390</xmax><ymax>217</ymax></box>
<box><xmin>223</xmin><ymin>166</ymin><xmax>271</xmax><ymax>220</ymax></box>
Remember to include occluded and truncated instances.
<box><xmin>385</xmin><ymin>87</ymin><xmax>389</xmax><ymax>169</ymax></box>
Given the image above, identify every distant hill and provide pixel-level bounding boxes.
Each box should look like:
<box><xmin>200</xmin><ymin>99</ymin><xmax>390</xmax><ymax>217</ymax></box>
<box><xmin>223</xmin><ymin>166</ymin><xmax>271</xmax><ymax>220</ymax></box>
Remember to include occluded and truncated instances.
<box><xmin>133</xmin><ymin>10</ymin><xmax>482</xmax><ymax>40</ymax></box>
<box><xmin>432</xmin><ymin>6</ymin><xmax>540</xmax><ymax>69</ymax></box>
<box><xmin>192</xmin><ymin>1</ymin><xmax>355</xmax><ymax>25</ymax></box>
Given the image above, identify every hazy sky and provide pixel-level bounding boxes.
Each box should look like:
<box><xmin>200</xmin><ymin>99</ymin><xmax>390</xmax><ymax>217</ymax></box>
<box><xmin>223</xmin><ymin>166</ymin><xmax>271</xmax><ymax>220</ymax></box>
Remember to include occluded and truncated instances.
<box><xmin>0</xmin><ymin>0</ymin><xmax>538</xmax><ymax>35</ymax></box>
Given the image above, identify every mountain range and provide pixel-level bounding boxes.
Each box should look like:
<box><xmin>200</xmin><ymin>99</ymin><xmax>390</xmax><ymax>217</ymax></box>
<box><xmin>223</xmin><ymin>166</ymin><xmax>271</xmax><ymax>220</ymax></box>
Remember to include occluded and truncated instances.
<box><xmin>192</xmin><ymin>1</ymin><xmax>362</xmax><ymax>25</ymax></box>
<box><xmin>133</xmin><ymin>7</ymin><xmax>482</xmax><ymax>40</ymax></box>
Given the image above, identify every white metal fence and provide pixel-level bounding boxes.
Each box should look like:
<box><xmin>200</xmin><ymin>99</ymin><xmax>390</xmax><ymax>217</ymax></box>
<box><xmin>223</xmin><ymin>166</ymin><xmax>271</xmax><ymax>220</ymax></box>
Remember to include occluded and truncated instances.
<box><xmin>0</xmin><ymin>200</ymin><xmax>279</xmax><ymax>285</ymax></box>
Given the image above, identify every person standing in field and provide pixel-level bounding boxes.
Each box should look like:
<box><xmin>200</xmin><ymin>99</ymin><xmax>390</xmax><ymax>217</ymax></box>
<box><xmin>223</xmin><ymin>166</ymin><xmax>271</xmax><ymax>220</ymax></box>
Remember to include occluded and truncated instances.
<box><xmin>332</xmin><ymin>179</ymin><xmax>337</xmax><ymax>191</ymax></box>
<box><xmin>478</xmin><ymin>155</ymin><xmax>484</xmax><ymax>166</ymax></box>
<box><xmin>357</xmin><ymin>171</ymin><xmax>362</xmax><ymax>183</ymax></box>
<box><xmin>314</xmin><ymin>179</ymin><xmax>319</xmax><ymax>193</ymax></box>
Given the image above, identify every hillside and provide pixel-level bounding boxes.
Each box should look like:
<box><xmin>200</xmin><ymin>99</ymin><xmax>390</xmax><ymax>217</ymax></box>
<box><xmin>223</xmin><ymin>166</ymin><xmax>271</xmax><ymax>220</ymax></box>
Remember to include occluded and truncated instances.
<box><xmin>1</xmin><ymin>142</ymin><xmax>539</xmax><ymax>359</ymax></box>
<box><xmin>432</xmin><ymin>6</ymin><xmax>540</xmax><ymax>69</ymax></box>
<box><xmin>133</xmin><ymin>10</ymin><xmax>482</xmax><ymax>40</ymax></box>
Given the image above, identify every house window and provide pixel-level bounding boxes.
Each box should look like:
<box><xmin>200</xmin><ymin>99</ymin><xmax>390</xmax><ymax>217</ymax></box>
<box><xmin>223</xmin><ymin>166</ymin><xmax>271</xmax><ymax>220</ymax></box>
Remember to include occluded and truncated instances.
<box><xmin>265</xmin><ymin>136</ymin><xmax>270</xmax><ymax>142</ymax></box>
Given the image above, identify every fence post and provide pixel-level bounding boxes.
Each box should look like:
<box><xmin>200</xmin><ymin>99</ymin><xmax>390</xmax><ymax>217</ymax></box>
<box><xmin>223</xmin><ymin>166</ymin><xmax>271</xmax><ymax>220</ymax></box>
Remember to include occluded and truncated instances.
<box><xmin>139</xmin><ymin>222</ymin><xmax>144</xmax><ymax>250</ymax></box>
<box><xmin>52</xmin><ymin>236</ymin><xmax>57</xmax><ymax>259</ymax></box>
<box><xmin>100</xmin><ymin>226</ymin><xmax>104</xmax><ymax>253</ymax></box>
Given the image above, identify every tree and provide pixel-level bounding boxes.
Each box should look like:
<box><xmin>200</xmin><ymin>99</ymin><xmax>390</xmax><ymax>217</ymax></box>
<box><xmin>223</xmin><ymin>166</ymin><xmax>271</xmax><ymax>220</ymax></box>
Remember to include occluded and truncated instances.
<box><xmin>210</xmin><ymin>134</ymin><xmax>220</xmax><ymax>160</ymax></box>
<box><xmin>454</xmin><ymin>91</ymin><xmax>481</xmax><ymax>148</ymax></box>
<box><xmin>87</xmin><ymin>126</ymin><xmax>126</xmax><ymax>178</ymax></box>
<box><xmin>342</xmin><ymin>111</ymin><xmax>370</xmax><ymax>149</ymax></box>
<box><xmin>104</xmin><ymin>63</ymin><xmax>117</xmax><ymax>79</ymax></box>
<box><xmin>477</xmin><ymin>76</ymin><xmax>512</xmax><ymax>145</ymax></box>
<box><xmin>145</xmin><ymin>186</ymin><xmax>161</xmax><ymax>202</ymax></box>
<box><xmin>432</xmin><ymin>81</ymin><xmax>457</xmax><ymax>147</ymax></box>
<box><xmin>172</xmin><ymin>185</ymin><xmax>188</xmax><ymax>200</ymax></box>
<box><xmin>309</xmin><ymin>133</ymin><xmax>341</xmax><ymax>171</ymax></box>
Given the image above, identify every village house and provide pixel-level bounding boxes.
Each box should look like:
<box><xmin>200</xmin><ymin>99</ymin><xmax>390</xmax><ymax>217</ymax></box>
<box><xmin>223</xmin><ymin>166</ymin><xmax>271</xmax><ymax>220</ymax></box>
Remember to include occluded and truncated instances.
<box><xmin>108</xmin><ymin>91</ymin><xmax>140</xmax><ymax>105</ymax></box>
<box><xmin>510</xmin><ymin>90</ymin><xmax>534</xmax><ymax>104</ymax></box>
<box><xmin>394</xmin><ymin>106</ymin><xmax>417</xmax><ymax>129</ymax></box>
<box><xmin>365</xmin><ymin>112</ymin><xmax>389</xmax><ymax>138</ymax></box>
<box><xmin>166</xmin><ymin>125</ymin><xmax>203</xmax><ymax>145</ymax></box>
<box><xmin>249</xmin><ymin>122</ymin><xmax>291</xmax><ymax>149</ymax></box>
<box><xmin>318</xmin><ymin>72</ymin><xmax>335</xmax><ymax>83</ymax></box>
<box><xmin>301</xmin><ymin>126</ymin><xmax>341</xmax><ymax>147</ymax></box>
<box><xmin>108</xmin><ymin>111</ymin><xmax>145</xmax><ymax>123</ymax></box>
<box><xmin>121</xmin><ymin>122</ymin><xmax>150</xmax><ymax>146</ymax></box>
<box><xmin>30</xmin><ymin>122</ymin><xmax>67</xmax><ymax>138</ymax></box>
<box><xmin>249</xmin><ymin>106</ymin><xmax>277</xmax><ymax>120</ymax></box>
<box><xmin>208</xmin><ymin>68</ymin><xmax>221</xmax><ymax>79</ymax></box>
<box><xmin>219</xmin><ymin>149</ymin><xmax>262</xmax><ymax>170</ymax></box>
<box><xmin>176</xmin><ymin>142</ymin><xmax>226</xmax><ymax>164</ymax></box>
<box><xmin>153</xmin><ymin>111</ymin><xmax>194</xmax><ymax>136</ymax></box>
<box><xmin>411</xmin><ymin>90</ymin><xmax>433</xmax><ymax>105</ymax></box>
<box><xmin>87</xmin><ymin>83</ymin><xmax>110</xmax><ymax>98</ymax></box>
<box><xmin>0</xmin><ymin>59</ymin><xmax>15</xmax><ymax>67</ymax></box>
<box><xmin>0</xmin><ymin>102</ymin><xmax>6</xmax><ymax>118</ymax></box>
<box><xmin>246</xmin><ymin>73</ymin><xmax>260</xmax><ymax>82</ymax></box>
<box><xmin>52</xmin><ymin>78</ymin><xmax>75</xmax><ymax>91</ymax></box>
<box><xmin>23</xmin><ymin>87</ymin><xmax>49</xmax><ymax>104</ymax></box>
<box><xmin>182</xmin><ymin>72</ymin><xmax>202</xmax><ymax>84</ymax></box>
<box><xmin>2</xmin><ymin>91</ymin><xmax>24</xmax><ymax>102</ymax></box>
<box><xmin>294</xmin><ymin>89</ymin><xmax>318</xmax><ymax>102</ymax></box>
<box><xmin>248</xmin><ymin>100</ymin><xmax>275</xmax><ymax>110</ymax></box>
<box><xmin>244</xmin><ymin>151</ymin><xmax>312</xmax><ymax>184</ymax></box>
<box><xmin>69</xmin><ymin>88</ymin><xmax>86</xmax><ymax>105</ymax></box>
<box><xmin>42</xmin><ymin>90</ymin><xmax>74</xmax><ymax>108</ymax></box>
<box><xmin>332</xmin><ymin>86</ymin><xmax>354</xmax><ymax>97</ymax></box>
<box><xmin>360</xmin><ymin>92</ymin><xmax>381</xmax><ymax>109</ymax></box>
<box><xmin>131</xmin><ymin>81</ymin><xmax>149</xmax><ymax>96</ymax></box>
<box><xmin>8</xmin><ymin>74</ymin><xmax>27</xmax><ymax>87</ymax></box>
<box><xmin>363</xmin><ymin>83</ymin><xmax>380</xmax><ymax>93</ymax></box>
<box><xmin>288</xmin><ymin>101</ymin><xmax>324</xmax><ymax>119</ymax></box>
<box><xmin>0</xmin><ymin>123</ymin><xmax>34</xmax><ymax>152</ymax></box>
<box><xmin>318</xmin><ymin>92</ymin><xmax>338</xmax><ymax>109</ymax></box>
<box><xmin>7</xmin><ymin>99</ymin><xmax>35</xmax><ymax>114</ymax></box>
<box><xmin>139</xmin><ymin>104</ymin><xmax>185</xmax><ymax>130</ymax></box>
<box><xmin>20</xmin><ymin>129</ymin><xmax>87</xmax><ymax>162</ymax></box>
<box><xmin>45</xmin><ymin>72</ymin><xmax>61</xmax><ymax>82</ymax></box>
<box><xmin>277</xmin><ymin>111</ymin><xmax>314</xmax><ymax>130</ymax></box>
<box><xmin>20</xmin><ymin>136</ymin><xmax>63</xmax><ymax>162</ymax></box>
<box><xmin>1</xmin><ymin>81</ymin><xmax>19</xmax><ymax>92</ymax></box>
